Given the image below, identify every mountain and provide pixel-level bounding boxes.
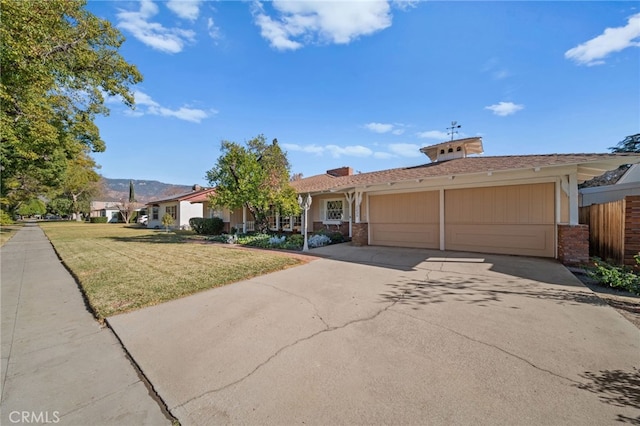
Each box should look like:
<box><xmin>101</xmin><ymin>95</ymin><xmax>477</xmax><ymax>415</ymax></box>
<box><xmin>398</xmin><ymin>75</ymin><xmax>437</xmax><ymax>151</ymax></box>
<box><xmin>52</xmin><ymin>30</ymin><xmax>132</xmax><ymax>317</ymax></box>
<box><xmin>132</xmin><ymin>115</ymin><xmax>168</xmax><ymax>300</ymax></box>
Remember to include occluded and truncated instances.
<box><xmin>100</xmin><ymin>178</ymin><xmax>194</xmax><ymax>203</ymax></box>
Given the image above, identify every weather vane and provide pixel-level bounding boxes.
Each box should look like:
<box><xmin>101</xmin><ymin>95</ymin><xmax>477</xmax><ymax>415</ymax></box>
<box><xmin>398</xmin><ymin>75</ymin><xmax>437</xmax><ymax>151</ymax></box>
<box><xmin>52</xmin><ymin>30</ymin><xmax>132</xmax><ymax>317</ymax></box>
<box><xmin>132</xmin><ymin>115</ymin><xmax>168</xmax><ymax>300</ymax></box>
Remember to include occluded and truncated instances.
<box><xmin>446</xmin><ymin>121</ymin><xmax>461</xmax><ymax>141</ymax></box>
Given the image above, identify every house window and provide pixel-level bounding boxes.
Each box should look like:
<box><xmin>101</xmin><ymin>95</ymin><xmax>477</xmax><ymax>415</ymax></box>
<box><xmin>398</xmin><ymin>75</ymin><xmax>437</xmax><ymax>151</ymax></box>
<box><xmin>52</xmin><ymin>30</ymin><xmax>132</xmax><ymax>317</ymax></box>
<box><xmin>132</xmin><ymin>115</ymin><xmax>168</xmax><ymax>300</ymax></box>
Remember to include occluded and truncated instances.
<box><xmin>267</xmin><ymin>206</ymin><xmax>277</xmax><ymax>230</ymax></box>
<box><xmin>152</xmin><ymin>205</ymin><xmax>159</xmax><ymax>220</ymax></box>
<box><xmin>210</xmin><ymin>209</ymin><xmax>223</xmax><ymax>219</ymax></box>
<box><xmin>322</xmin><ymin>199</ymin><xmax>344</xmax><ymax>223</ymax></box>
<box><xmin>166</xmin><ymin>205</ymin><xmax>177</xmax><ymax>220</ymax></box>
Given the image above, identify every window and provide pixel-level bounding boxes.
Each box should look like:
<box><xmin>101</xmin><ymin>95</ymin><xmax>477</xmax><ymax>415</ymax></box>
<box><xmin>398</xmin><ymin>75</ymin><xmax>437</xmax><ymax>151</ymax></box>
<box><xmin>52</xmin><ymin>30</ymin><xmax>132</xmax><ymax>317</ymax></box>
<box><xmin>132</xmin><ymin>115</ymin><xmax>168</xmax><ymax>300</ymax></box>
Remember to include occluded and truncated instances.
<box><xmin>166</xmin><ymin>205</ymin><xmax>177</xmax><ymax>220</ymax></box>
<box><xmin>152</xmin><ymin>205</ymin><xmax>159</xmax><ymax>220</ymax></box>
<box><xmin>210</xmin><ymin>209</ymin><xmax>223</xmax><ymax>219</ymax></box>
<box><xmin>267</xmin><ymin>206</ymin><xmax>277</xmax><ymax>230</ymax></box>
<box><xmin>323</xmin><ymin>199</ymin><xmax>344</xmax><ymax>223</ymax></box>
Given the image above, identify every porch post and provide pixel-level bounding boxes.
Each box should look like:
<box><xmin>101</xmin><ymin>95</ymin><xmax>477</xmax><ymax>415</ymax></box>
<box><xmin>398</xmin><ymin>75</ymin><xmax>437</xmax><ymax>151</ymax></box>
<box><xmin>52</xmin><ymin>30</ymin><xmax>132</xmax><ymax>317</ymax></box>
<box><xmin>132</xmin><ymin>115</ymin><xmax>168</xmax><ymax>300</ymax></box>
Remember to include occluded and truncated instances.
<box><xmin>345</xmin><ymin>192</ymin><xmax>355</xmax><ymax>237</ymax></box>
<box><xmin>242</xmin><ymin>206</ymin><xmax>247</xmax><ymax>233</ymax></box>
<box><xmin>355</xmin><ymin>190</ymin><xmax>363</xmax><ymax>223</ymax></box>
<box><xmin>569</xmin><ymin>172</ymin><xmax>579</xmax><ymax>225</ymax></box>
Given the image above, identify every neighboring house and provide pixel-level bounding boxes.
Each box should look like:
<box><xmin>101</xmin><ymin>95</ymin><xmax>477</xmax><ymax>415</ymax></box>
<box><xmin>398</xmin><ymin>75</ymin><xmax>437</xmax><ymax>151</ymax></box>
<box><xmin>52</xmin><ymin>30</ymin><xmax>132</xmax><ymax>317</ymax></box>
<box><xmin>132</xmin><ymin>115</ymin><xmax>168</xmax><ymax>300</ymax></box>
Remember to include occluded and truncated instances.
<box><xmin>579</xmin><ymin>164</ymin><xmax>640</xmax><ymax>206</ymax></box>
<box><xmin>286</xmin><ymin>137</ymin><xmax>639</xmax><ymax>261</ymax></box>
<box><xmin>146</xmin><ymin>186</ymin><xmax>216</xmax><ymax>229</ymax></box>
<box><xmin>89</xmin><ymin>200</ymin><xmax>121</xmax><ymax>223</ymax></box>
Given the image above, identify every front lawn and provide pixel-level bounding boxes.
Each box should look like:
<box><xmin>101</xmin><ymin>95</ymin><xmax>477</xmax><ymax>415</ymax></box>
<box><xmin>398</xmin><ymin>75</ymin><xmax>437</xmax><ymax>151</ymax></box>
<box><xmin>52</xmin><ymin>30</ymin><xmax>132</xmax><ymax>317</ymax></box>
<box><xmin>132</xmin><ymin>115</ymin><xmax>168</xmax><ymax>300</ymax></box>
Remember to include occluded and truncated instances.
<box><xmin>40</xmin><ymin>222</ymin><xmax>303</xmax><ymax>319</ymax></box>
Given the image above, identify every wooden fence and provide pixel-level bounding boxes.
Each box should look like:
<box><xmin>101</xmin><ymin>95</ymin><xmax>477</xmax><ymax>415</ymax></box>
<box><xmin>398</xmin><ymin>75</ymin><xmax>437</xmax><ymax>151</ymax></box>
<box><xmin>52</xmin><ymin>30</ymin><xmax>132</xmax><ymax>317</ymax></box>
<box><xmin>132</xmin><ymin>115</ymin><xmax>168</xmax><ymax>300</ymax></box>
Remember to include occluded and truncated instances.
<box><xmin>579</xmin><ymin>195</ymin><xmax>640</xmax><ymax>266</ymax></box>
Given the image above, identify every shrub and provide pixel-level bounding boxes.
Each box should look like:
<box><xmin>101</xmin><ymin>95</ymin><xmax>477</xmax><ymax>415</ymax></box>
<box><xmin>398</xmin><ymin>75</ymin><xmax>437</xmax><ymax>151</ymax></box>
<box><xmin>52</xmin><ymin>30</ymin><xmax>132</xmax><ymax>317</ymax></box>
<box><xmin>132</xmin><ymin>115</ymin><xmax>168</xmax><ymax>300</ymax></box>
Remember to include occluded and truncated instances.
<box><xmin>0</xmin><ymin>210</ymin><xmax>14</xmax><ymax>225</ymax></box>
<box><xmin>190</xmin><ymin>217</ymin><xmax>225</xmax><ymax>235</ymax></box>
<box><xmin>588</xmin><ymin>256</ymin><xmax>640</xmax><ymax>295</ymax></box>
<box><xmin>308</xmin><ymin>234</ymin><xmax>331</xmax><ymax>248</ymax></box>
<box><xmin>89</xmin><ymin>217</ymin><xmax>108</xmax><ymax>223</ymax></box>
<box><xmin>284</xmin><ymin>234</ymin><xmax>304</xmax><ymax>250</ymax></box>
<box><xmin>328</xmin><ymin>231</ymin><xmax>344</xmax><ymax>244</ymax></box>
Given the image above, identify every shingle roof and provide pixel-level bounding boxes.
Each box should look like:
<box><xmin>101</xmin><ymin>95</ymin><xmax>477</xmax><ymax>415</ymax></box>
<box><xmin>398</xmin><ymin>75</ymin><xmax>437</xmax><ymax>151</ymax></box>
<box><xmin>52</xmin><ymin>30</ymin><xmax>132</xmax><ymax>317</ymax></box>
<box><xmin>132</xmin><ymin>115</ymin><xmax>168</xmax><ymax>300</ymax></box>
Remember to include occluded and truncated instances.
<box><xmin>147</xmin><ymin>188</ymin><xmax>215</xmax><ymax>204</ymax></box>
<box><xmin>290</xmin><ymin>153</ymin><xmax>640</xmax><ymax>193</ymax></box>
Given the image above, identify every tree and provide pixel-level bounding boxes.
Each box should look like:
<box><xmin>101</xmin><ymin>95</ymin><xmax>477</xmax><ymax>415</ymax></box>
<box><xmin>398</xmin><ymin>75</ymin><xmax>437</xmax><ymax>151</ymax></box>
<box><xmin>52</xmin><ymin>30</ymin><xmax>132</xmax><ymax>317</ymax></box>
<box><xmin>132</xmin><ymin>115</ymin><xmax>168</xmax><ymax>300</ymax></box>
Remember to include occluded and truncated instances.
<box><xmin>17</xmin><ymin>199</ymin><xmax>46</xmax><ymax>217</ymax></box>
<box><xmin>161</xmin><ymin>213</ymin><xmax>174</xmax><ymax>233</ymax></box>
<box><xmin>206</xmin><ymin>135</ymin><xmax>300</xmax><ymax>232</ymax></box>
<box><xmin>610</xmin><ymin>134</ymin><xmax>640</xmax><ymax>153</ymax></box>
<box><xmin>0</xmin><ymin>0</ymin><xmax>142</xmax><ymax>212</ymax></box>
<box><xmin>117</xmin><ymin>180</ymin><xmax>138</xmax><ymax>224</ymax></box>
<box><xmin>59</xmin><ymin>147</ymin><xmax>102</xmax><ymax>221</ymax></box>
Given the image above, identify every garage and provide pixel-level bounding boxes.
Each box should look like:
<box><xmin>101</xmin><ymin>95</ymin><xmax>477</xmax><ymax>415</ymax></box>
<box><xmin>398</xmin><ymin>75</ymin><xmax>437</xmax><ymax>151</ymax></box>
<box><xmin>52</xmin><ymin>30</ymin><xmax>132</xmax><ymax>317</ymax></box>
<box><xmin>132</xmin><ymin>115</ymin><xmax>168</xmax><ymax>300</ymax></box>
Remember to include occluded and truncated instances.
<box><xmin>444</xmin><ymin>183</ymin><xmax>556</xmax><ymax>258</ymax></box>
<box><xmin>369</xmin><ymin>191</ymin><xmax>439</xmax><ymax>249</ymax></box>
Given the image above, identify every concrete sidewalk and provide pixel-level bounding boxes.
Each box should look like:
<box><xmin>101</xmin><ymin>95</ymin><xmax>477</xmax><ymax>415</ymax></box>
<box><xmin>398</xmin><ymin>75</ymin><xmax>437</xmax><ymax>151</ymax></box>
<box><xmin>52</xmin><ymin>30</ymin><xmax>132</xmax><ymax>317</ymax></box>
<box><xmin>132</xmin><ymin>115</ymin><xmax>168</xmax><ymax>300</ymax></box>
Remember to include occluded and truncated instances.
<box><xmin>1</xmin><ymin>223</ymin><xmax>171</xmax><ymax>425</ymax></box>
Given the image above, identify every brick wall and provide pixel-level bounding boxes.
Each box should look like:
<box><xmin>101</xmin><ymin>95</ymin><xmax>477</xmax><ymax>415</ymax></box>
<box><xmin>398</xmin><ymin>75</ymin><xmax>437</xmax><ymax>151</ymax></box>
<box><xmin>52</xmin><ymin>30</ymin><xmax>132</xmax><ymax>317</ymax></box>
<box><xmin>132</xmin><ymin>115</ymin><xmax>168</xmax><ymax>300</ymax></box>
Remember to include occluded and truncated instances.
<box><xmin>624</xmin><ymin>196</ymin><xmax>640</xmax><ymax>268</ymax></box>
<box><xmin>352</xmin><ymin>223</ymin><xmax>368</xmax><ymax>246</ymax></box>
<box><xmin>557</xmin><ymin>224</ymin><xmax>589</xmax><ymax>265</ymax></box>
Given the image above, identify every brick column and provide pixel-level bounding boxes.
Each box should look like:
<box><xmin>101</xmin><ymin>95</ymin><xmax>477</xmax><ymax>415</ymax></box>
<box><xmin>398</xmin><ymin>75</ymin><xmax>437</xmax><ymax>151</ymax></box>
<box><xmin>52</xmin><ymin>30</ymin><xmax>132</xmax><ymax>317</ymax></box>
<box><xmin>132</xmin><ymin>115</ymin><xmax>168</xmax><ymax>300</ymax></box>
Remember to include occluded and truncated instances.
<box><xmin>557</xmin><ymin>224</ymin><xmax>589</xmax><ymax>265</ymax></box>
<box><xmin>352</xmin><ymin>223</ymin><xmax>368</xmax><ymax>247</ymax></box>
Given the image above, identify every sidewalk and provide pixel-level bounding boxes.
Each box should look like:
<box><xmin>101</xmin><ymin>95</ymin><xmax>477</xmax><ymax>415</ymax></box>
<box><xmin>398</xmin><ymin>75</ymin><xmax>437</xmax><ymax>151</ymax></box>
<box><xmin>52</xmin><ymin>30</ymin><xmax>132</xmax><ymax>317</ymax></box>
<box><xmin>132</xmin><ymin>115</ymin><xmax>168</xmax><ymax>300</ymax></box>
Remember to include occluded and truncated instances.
<box><xmin>1</xmin><ymin>223</ymin><xmax>171</xmax><ymax>425</ymax></box>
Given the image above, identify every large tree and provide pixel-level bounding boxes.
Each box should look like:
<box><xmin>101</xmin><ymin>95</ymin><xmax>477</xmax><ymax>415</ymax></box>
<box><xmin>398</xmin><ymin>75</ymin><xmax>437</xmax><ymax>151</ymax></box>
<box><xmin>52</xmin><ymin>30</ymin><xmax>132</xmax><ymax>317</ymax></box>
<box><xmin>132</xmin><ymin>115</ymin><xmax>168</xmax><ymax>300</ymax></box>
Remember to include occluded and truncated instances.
<box><xmin>610</xmin><ymin>133</ymin><xmax>640</xmax><ymax>153</ymax></box>
<box><xmin>0</xmin><ymin>0</ymin><xmax>142</xmax><ymax>211</ymax></box>
<box><xmin>206</xmin><ymin>135</ymin><xmax>300</xmax><ymax>232</ymax></box>
<box><xmin>59</xmin><ymin>147</ymin><xmax>102</xmax><ymax>220</ymax></box>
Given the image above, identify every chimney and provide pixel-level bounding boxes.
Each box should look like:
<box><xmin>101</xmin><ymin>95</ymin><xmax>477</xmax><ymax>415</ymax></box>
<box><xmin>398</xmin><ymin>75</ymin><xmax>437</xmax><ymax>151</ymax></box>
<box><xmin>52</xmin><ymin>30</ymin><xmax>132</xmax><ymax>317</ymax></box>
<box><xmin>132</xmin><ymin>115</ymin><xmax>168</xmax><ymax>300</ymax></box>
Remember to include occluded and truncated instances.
<box><xmin>326</xmin><ymin>166</ymin><xmax>353</xmax><ymax>177</ymax></box>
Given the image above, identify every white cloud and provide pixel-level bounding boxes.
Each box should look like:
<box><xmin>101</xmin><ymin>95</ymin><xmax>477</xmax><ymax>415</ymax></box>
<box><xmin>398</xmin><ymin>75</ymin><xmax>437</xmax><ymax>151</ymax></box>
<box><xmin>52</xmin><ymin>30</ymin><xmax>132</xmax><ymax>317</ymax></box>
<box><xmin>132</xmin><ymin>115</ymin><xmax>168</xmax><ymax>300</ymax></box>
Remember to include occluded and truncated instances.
<box><xmin>565</xmin><ymin>13</ymin><xmax>640</xmax><ymax>66</ymax></box>
<box><xmin>282</xmin><ymin>143</ymin><xmax>373</xmax><ymax>158</ymax></box>
<box><xmin>485</xmin><ymin>101</ymin><xmax>524</xmax><ymax>117</ymax></box>
<box><xmin>364</xmin><ymin>122</ymin><xmax>394</xmax><ymax>133</ymax></box>
<box><xmin>167</xmin><ymin>0</ymin><xmax>202</xmax><ymax>21</ymax></box>
<box><xmin>416</xmin><ymin>130</ymin><xmax>449</xmax><ymax>140</ymax></box>
<box><xmin>364</xmin><ymin>122</ymin><xmax>407</xmax><ymax>135</ymax></box>
<box><xmin>117</xmin><ymin>0</ymin><xmax>196</xmax><ymax>53</ymax></box>
<box><xmin>252</xmin><ymin>0</ymin><xmax>392</xmax><ymax>51</ymax></box>
<box><xmin>388</xmin><ymin>143</ymin><xmax>422</xmax><ymax>158</ymax></box>
<box><xmin>207</xmin><ymin>18</ymin><xmax>222</xmax><ymax>41</ymax></box>
<box><xmin>131</xmin><ymin>91</ymin><xmax>212</xmax><ymax>123</ymax></box>
<box><xmin>282</xmin><ymin>143</ymin><xmax>325</xmax><ymax>155</ymax></box>
<box><xmin>326</xmin><ymin>145</ymin><xmax>373</xmax><ymax>158</ymax></box>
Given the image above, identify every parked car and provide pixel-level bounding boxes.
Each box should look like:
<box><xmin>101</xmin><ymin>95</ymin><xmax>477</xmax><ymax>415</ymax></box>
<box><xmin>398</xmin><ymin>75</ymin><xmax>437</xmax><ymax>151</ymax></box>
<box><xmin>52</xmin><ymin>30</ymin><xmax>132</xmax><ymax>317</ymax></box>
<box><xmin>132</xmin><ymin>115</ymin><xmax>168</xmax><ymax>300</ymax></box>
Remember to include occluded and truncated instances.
<box><xmin>138</xmin><ymin>215</ymin><xmax>148</xmax><ymax>225</ymax></box>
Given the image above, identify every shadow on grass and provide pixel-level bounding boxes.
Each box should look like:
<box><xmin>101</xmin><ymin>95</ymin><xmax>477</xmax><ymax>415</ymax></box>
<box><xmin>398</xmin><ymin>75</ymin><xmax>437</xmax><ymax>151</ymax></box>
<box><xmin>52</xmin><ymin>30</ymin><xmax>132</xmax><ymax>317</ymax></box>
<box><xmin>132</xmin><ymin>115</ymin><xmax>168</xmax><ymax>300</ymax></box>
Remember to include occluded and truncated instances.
<box><xmin>105</xmin><ymin>232</ymin><xmax>189</xmax><ymax>244</ymax></box>
<box><xmin>379</xmin><ymin>274</ymin><xmax>607</xmax><ymax>308</ymax></box>
<box><xmin>576</xmin><ymin>368</ymin><xmax>640</xmax><ymax>424</ymax></box>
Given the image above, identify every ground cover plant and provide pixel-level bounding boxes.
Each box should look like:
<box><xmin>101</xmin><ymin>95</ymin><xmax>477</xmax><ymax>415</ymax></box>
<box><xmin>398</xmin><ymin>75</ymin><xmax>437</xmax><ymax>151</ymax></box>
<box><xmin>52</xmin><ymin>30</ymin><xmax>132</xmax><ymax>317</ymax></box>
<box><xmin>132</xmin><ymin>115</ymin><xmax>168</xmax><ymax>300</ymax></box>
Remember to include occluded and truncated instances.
<box><xmin>587</xmin><ymin>256</ymin><xmax>640</xmax><ymax>295</ymax></box>
<box><xmin>40</xmin><ymin>222</ymin><xmax>302</xmax><ymax>319</ymax></box>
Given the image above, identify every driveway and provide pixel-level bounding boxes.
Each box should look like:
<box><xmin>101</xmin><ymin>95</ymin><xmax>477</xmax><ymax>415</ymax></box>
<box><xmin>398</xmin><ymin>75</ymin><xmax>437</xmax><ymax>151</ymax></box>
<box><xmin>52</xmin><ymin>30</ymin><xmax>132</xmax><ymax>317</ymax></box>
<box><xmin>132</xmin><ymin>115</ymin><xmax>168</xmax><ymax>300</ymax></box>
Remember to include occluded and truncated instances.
<box><xmin>107</xmin><ymin>245</ymin><xmax>640</xmax><ymax>425</ymax></box>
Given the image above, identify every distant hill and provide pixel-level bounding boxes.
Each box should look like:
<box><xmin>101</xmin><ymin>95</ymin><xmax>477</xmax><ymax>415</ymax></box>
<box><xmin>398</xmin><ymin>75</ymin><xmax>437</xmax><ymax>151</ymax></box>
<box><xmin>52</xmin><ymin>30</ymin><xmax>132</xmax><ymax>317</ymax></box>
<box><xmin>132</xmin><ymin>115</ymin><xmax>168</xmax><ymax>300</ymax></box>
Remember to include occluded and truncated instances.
<box><xmin>100</xmin><ymin>178</ymin><xmax>194</xmax><ymax>203</ymax></box>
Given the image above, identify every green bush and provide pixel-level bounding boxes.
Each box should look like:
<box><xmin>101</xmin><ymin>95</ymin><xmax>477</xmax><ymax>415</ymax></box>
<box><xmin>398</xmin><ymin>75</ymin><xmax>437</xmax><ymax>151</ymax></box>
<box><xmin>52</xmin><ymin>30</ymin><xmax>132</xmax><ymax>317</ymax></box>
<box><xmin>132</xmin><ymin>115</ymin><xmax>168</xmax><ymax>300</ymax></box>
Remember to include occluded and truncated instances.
<box><xmin>588</xmin><ymin>256</ymin><xmax>640</xmax><ymax>295</ymax></box>
<box><xmin>0</xmin><ymin>210</ymin><xmax>14</xmax><ymax>225</ymax></box>
<box><xmin>90</xmin><ymin>217</ymin><xmax>108</xmax><ymax>223</ymax></box>
<box><xmin>190</xmin><ymin>217</ymin><xmax>225</xmax><ymax>235</ymax></box>
<box><xmin>284</xmin><ymin>234</ymin><xmax>304</xmax><ymax>250</ymax></box>
<box><xmin>328</xmin><ymin>231</ymin><xmax>345</xmax><ymax>244</ymax></box>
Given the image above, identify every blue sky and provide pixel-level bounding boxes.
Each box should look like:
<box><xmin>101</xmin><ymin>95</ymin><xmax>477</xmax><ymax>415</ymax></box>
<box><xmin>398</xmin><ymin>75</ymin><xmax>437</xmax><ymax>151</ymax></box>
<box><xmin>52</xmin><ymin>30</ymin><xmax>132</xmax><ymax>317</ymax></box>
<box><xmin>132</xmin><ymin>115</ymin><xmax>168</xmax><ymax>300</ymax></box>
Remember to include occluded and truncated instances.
<box><xmin>88</xmin><ymin>1</ymin><xmax>640</xmax><ymax>186</ymax></box>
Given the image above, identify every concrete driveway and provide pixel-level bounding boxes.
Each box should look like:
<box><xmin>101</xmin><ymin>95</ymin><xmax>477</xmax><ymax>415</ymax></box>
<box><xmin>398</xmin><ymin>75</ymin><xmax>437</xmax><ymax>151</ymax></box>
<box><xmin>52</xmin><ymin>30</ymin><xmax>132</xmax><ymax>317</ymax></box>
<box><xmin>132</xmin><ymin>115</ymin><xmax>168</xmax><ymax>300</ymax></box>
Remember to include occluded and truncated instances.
<box><xmin>107</xmin><ymin>245</ymin><xmax>640</xmax><ymax>425</ymax></box>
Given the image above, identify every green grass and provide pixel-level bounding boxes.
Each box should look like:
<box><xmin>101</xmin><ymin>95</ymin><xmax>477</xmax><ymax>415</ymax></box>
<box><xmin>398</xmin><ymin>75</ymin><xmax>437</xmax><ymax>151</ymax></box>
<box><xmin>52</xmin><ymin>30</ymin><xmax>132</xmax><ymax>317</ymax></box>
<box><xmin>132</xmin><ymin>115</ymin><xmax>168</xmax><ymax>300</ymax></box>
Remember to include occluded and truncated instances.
<box><xmin>40</xmin><ymin>222</ymin><xmax>303</xmax><ymax>319</ymax></box>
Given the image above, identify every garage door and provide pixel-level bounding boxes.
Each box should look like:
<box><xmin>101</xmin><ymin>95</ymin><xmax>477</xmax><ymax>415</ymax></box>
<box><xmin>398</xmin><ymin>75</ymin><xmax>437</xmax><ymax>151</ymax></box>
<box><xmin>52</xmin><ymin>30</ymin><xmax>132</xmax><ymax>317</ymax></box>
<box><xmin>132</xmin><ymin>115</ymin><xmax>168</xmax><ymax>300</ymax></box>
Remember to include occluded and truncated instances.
<box><xmin>369</xmin><ymin>191</ymin><xmax>439</xmax><ymax>249</ymax></box>
<box><xmin>445</xmin><ymin>183</ymin><xmax>555</xmax><ymax>257</ymax></box>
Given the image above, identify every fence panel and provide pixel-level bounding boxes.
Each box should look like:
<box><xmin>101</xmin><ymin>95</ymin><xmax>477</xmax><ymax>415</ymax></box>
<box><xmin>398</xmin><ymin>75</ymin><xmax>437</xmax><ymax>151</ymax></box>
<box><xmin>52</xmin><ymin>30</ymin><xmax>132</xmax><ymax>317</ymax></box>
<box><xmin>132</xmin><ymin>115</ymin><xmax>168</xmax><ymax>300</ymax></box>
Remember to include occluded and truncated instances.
<box><xmin>579</xmin><ymin>199</ymin><xmax>625</xmax><ymax>264</ymax></box>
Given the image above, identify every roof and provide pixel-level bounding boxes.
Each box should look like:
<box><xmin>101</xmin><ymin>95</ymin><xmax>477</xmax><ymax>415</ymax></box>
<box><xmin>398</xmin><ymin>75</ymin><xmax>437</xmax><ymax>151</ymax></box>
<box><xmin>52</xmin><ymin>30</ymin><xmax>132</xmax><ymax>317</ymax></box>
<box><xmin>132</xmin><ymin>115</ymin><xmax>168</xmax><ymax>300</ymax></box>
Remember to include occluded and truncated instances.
<box><xmin>146</xmin><ymin>188</ymin><xmax>215</xmax><ymax>205</ymax></box>
<box><xmin>290</xmin><ymin>153</ymin><xmax>640</xmax><ymax>193</ymax></box>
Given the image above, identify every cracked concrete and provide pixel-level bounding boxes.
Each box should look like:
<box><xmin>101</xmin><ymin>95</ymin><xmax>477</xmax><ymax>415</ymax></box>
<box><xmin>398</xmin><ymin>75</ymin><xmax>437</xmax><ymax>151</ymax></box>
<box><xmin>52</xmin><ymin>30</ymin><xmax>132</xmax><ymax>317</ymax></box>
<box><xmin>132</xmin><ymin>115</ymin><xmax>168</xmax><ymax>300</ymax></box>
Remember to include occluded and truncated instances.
<box><xmin>108</xmin><ymin>244</ymin><xmax>640</xmax><ymax>425</ymax></box>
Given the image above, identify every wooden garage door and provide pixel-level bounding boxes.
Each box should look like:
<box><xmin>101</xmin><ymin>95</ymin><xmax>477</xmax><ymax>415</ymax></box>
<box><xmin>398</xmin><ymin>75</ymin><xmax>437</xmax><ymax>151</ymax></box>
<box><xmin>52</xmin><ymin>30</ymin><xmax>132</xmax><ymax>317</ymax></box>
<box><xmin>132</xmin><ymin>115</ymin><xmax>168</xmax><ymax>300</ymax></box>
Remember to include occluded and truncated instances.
<box><xmin>369</xmin><ymin>191</ymin><xmax>439</xmax><ymax>249</ymax></box>
<box><xmin>445</xmin><ymin>183</ymin><xmax>555</xmax><ymax>257</ymax></box>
